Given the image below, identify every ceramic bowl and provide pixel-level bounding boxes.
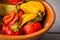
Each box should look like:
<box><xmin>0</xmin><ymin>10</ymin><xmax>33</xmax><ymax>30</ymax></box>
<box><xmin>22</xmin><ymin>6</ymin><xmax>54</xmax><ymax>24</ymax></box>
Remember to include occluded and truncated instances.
<box><xmin>0</xmin><ymin>0</ymin><xmax>55</xmax><ymax>40</ymax></box>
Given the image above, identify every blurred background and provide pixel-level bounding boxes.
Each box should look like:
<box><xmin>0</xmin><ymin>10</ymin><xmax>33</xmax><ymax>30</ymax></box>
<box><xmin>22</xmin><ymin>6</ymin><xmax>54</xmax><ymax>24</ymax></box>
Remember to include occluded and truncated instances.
<box><xmin>41</xmin><ymin>0</ymin><xmax>60</xmax><ymax>40</ymax></box>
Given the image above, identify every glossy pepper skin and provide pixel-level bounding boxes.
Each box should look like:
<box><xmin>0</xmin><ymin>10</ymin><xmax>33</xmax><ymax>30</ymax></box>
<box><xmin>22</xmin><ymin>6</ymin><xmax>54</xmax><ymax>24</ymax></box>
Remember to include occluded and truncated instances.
<box><xmin>9</xmin><ymin>0</ymin><xmax>19</xmax><ymax>4</ymax></box>
<box><xmin>20</xmin><ymin>1</ymin><xmax>44</xmax><ymax>14</ymax></box>
<box><xmin>20</xmin><ymin>1</ymin><xmax>45</xmax><ymax>26</ymax></box>
<box><xmin>3</xmin><ymin>10</ymin><xmax>23</xmax><ymax>25</ymax></box>
<box><xmin>3</xmin><ymin>25</ymin><xmax>15</xmax><ymax>35</ymax></box>
<box><xmin>23</xmin><ymin>22</ymin><xmax>42</xmax><ymax>34</ymax></box>
<box><xmin>9</xmin><ymin>13</ymin><xmax>19</xmax><ymax>25</ymax></box>
<box><xmin>3</xmin><ymin>10</ymin><xmax>24</xmax><ymax>35</ymax></box>
<box><xmin>3</xmin><ymin>10</ymin><xmax>16</xmax><ymax>25</ymax></box>
<box><xmin>3</xmin><ymin>23</ymin><xmax>23</xmax><ymax>35</ymax></box>
<box><xmin>21</xmin><ymin>13</ymin><xmax>37</xmax><ymax>26</ymax></box>
<box><xmin>8</xmin><ymin>0</ymin><xmax>24</xmax><ymax>5</ymax></box>
<box><xmin>3</xmin><ymin>10</ymin><xmax>24</xmax><ymax>25</ymax></box>
<box><xmin>18</xmin><ymin>10</ymin><xmax>24</xmax><ymax>24</ymax></box>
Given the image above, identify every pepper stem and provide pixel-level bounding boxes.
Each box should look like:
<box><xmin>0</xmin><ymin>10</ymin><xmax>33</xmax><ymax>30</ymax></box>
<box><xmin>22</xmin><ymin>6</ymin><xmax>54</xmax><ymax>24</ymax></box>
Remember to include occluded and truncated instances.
<box><xmin>11</xmin><ymin>22</ymin><xmax>20</xmax><ymax>32</ymax></box>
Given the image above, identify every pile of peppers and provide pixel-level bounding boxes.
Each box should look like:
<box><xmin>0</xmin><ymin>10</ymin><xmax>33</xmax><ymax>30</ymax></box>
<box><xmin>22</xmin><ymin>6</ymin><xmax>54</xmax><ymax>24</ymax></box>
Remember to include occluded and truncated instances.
<box><xmin>0</xmin><ymin>0</ymin><xmax>45</xmax><ymax>35</ymax></box>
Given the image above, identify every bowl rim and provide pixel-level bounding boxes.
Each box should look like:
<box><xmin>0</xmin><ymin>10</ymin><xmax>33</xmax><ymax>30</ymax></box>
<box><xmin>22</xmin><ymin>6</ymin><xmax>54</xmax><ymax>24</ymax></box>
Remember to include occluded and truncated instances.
<box><xmin>0</xmin><ymin>1</ymin><xmax>56</xmax><ymax>39</ymax></box>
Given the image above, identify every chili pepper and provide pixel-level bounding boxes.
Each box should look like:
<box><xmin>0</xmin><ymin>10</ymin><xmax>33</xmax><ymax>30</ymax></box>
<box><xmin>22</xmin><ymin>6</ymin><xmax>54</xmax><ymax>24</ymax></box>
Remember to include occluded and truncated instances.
<box><xmin>23</xmin><ymin>22</ymin><xmax>42</xmax><ymax>34</ymax></box>
<box><xmin>20</xmin><ymin>1</ymin><xmax>44</xmax><ymax>14</ymax></box>
<box><xmin>3</xmin><ymin>10</ymin><xmax>16</xmax><ymax>25</ymax></box>
<box><xmin>9</xmin><ymin>13</ymin><xmax>19</xmax><ymax>25</ymax></box>
<box><xmin>18</xmin><ymin>10</ymin><xmax>24</xmax><ymax>24</ymax></box>
<box><xmin>34</xmin><ymin>22</ymin><xmax>42</xmax><ymax>31</ymax></box>
<box><xmin>8</xmin><ymin>0</ymin><xmax>24</xmax><ymax>5</ymax></box>
<box><xmin>20</xmin><ymin>1</ymin><xmax>45</xmax><ymax>26</ymax></box>
<box><xmin>3</xmin><ymin>10</ymin><xmax>24</xmax><ymax>35</ymax></box>
<box><xmin>9</xmin><ymin>0</ymin><xmax>19</xmax><ymax>4</ymax></box>
<box><xmin>3</xmin><ymin>25</ymin><xmax>15</xmax><ymax>35</ymax></box>
<box><xmin>21</xmin><ymin>13</ymin><xmax>37</xmax><ymax>26</ymax></box>
<box><xmin>3</xmin><ymin>23</ymin><xmax>23</xmax><ymax>35</ymax></box>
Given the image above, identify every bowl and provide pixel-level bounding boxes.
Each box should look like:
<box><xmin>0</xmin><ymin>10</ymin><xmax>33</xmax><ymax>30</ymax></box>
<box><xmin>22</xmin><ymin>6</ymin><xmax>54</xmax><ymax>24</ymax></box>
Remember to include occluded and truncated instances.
<box><xmin>0</xmin><ymin>0</ymin><xmax>55</xmax><ymax>40</ymax></box>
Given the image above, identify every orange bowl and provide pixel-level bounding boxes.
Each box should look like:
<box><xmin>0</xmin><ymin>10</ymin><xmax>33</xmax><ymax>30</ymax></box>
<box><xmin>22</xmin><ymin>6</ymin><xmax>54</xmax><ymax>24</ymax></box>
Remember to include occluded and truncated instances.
<box><xmin>0</xmin><ymin>0</ymin><xmax>55</xmax><ymax>40</ymax></box>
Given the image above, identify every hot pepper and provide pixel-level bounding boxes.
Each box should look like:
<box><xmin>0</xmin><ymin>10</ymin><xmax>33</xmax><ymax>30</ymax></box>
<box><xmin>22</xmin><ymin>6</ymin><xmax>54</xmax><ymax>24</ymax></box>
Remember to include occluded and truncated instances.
<box><xmin>3</xmin><ymin>10</ymin><xmax>16</xmax><ymax>25</ymax></box>
<box><xmin>3</xmin><ymin>10</ymin><xmax>24</xmax><ymax>35</ymax></box>
<box><xmin>20</xmin><ymin>1</ymin><xmax>45</xmax><ymax>26</ymax></box>
<box><xmin>23</xmin><ymin>22</ymin><xmax>42</xmax><ymax>34</ymax></box>
<box><xmin>20</xmin><ymin>1</ymin><xmax>45</xmax><ymax>14</ymax></box>
<box><xmin>3</xmin><ymin>23</ymin><xmax>23</xmax><ymax>35</ymax></box>
<box><xmin>8</xmin><ymin>0</ymin><xmax>24</xmax><ymax>5</ymax></box>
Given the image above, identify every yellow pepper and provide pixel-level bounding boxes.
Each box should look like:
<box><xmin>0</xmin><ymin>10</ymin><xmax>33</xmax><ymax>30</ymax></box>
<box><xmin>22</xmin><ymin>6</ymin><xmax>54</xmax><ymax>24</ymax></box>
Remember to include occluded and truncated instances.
<box><xmin>20</xmin><ymin>1</ymin><xmax>45</xmax><ymax>26</ymax></box>
<box><xmin>20</xmin><ymin>1</ymin><xmax>44</xmax><ymax>14</ymax></box>
<box><xmin>21</xmin><ymin>13</ymin><xmax>37</xmax><ymax>26</ymax></box>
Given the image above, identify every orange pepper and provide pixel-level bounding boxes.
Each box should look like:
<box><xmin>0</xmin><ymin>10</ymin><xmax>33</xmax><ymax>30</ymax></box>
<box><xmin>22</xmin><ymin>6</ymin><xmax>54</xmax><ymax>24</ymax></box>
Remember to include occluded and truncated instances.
<box><xmin>3</xmin><ymin>10</ymin><xmax>16</xmax><ymax>25</ymax></box>
<box><xmin>9</xmin><ymin>13</ymin><xmax>19</xmax><ymax>25</ymax></box>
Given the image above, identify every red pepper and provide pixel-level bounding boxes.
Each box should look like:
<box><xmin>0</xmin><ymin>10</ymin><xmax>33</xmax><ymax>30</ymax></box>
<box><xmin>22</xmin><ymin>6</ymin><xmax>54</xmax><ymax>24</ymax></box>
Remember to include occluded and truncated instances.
<box><xmin>3</xmin><ymin>10</ymin><xmax>16</xmax><ymax>25</ymax></box>
<box><xmin>9</xmin><ymin>13</ymin><xmax>19</xmax><ymax>25</ymax></box>
<box><xmin>34</xmin><ymin>22</ymin><xmax>42</xmax><ymax>31</ymax></box>
<box><xmin>8</xmin><ymin>0</ymin><xmax>24</xmax><ymax>4</ymax></box>
<box><xmin>3</xmin><ymin>25</ymin><xmax>15</xmax><ymax>35</ymax></box>
<box><xmin>18</xmin><ymin>10</ymin><xmax>24</xmax><ymax>24</ymax></box>
<box><xmin>23</xmin><ymin>22</ymin><xmax>42</xmax><ymax>34</ymax></box>
<box><xmin>3</xmin><ymin>25</ymin><xmax>23</xmax><ymax>35</ymax></box>
<box><xmin>3</xmin><ymin>10</ymin><xmax>21</xmax><ymax>35</ymax></box>
<box><xmin>9</xmin><ymin>0</ymin><xmax>19</xmax><ymax>4</ymax></box>
<box><xmin>3</xmin><ymin>10</ymin><xmax>24</xmax><ymax>25</ymax></box>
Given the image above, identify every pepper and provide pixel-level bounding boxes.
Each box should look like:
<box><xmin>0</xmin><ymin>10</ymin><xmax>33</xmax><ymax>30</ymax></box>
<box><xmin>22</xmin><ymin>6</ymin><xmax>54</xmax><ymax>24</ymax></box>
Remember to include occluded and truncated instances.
<box><xmin>23</xmin><ymin>22</ymin><xmax>42</xmax><ymax>34</ymax></box>
<box><xmin>18</xmin><ymin>10</ymin><xmax>24</xmax><ymax>24</ymax></box>
<box><xmin>3</xmin><ymin>10</ymin><xmax>16</xmax><ymax>25</ymax></box>
<box><xmin>21</xmin><ymin>13</ymin><xmax>37</xmax><ymax>26</ymax></box>
<box><xmin>3</xmin><ymin>23</ymin><xmax>23</xmax><ymax>35</ymax></box>
<box><xmin>8</xmin><ymin>0</ymin><xmax>24</xmax><ymax>5</ymax></box>
<box><xmin>20</xmin><ymin>1</ymin><xmax>45</xmax><ymax>26</ymax></box>
<box><xmin>20</xmin><ymin>1</ymin><xmax>44</xmax><ymax>14</ymax></box>
<box><xmin>3</xmin><ymin>10</ymin><xmax>24</xmax><ymax>35</ymax></box>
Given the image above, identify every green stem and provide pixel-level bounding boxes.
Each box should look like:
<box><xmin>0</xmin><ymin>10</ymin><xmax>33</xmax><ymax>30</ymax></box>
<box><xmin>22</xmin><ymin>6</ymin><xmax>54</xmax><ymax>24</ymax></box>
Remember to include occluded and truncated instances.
<box><xmin>11</xmin><ymin>22</ymin><xmax>20</xmax><ymax>32</ymax></box>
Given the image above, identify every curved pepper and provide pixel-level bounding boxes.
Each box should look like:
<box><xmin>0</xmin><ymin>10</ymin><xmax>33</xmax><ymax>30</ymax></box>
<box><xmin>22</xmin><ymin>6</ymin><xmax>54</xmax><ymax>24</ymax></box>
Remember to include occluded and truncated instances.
<box><xmin>3</xmin><ymin>23</ymin><xmax>23</xmax><ymax>35</ymax></box>
<box><xmin>3</xmin><ymin>10</ymin><xmax>16</xmax><ymax>25</ymax></box>
<box><xmin>21</xmin><ymin>13</ymin><xmax>37</xmax><ymax>26</ymax></box>
<box><xmin>20</xmin><ymin>1</ymin><xmax>45</xmax><ymax>26</ymax></box>
<box><xmin>20</xmin><ymin>1</ymin><xmax>44</xmax><ymax>14</ymax></box>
